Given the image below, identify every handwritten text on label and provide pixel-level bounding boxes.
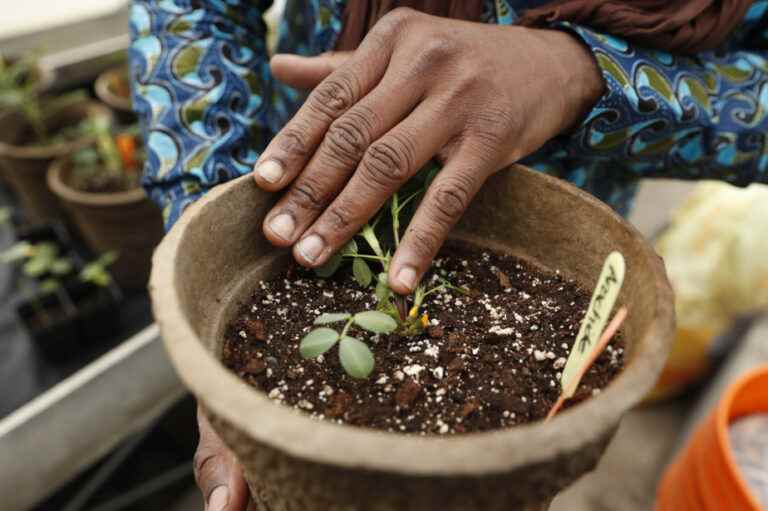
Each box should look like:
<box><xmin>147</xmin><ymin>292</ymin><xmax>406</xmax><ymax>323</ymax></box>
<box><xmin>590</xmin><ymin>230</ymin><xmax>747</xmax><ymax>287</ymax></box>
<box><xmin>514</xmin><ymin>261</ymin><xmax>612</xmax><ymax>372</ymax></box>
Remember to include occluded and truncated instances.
<box><xmin>561</xmin><ymin>251</ymin><xmax>626</xmax><ymax>399</ymax></box>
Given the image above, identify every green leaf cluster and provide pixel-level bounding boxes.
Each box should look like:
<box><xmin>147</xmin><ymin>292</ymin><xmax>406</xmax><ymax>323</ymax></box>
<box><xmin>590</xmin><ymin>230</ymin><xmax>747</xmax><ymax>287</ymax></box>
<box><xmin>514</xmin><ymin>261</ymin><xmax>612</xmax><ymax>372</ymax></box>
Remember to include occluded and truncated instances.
<box><xmin>0</xmin><ymin>241</ymin><xmax>73</xmax><ymax>278</ymax></box>
<box><xmin>300</xmin><ymin>311</ymin><xmax>397</xmax><ymax>379</ymax></box>
<box><xmin>79</xmin><ymin>251</ymin><xmax>118</xmax><ymax>287</ymax></box>
<box><xmin>295</xmin><ymin>159</ymin><xmax>468</xmax><ymax>380</ymax></box>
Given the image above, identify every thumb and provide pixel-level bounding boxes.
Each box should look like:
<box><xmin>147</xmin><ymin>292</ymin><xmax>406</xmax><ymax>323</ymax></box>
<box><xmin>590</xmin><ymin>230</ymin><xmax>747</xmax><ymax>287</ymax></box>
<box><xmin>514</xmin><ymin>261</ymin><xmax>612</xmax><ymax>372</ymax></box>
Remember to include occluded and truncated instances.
<box><xmin>194</xmin><ymin>406</ymin><xmax>250</xmax><ymax>511</ymax></box>
<box><xmin>270</xmin><ymin>51</ymin><xmax>353</xmax><ymax>90</ymax></box>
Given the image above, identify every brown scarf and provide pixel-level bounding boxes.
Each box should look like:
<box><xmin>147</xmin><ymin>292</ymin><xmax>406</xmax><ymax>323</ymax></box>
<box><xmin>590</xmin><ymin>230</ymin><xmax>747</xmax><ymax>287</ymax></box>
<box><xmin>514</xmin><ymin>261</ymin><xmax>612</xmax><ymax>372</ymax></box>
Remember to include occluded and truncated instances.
<box><xmin>335</xmin><ymin>0</ymin><xmax>754</xmax><ymax>54</ymax></box>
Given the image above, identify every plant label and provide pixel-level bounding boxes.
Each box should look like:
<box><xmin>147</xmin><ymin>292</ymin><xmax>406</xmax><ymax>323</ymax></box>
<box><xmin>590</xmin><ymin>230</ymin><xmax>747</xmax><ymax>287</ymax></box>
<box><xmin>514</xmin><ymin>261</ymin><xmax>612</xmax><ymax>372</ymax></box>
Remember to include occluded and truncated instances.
<box><xmin>560</xmin><ymin>251</ymin><xmax>625</xmax><ymax>399</ymax></box>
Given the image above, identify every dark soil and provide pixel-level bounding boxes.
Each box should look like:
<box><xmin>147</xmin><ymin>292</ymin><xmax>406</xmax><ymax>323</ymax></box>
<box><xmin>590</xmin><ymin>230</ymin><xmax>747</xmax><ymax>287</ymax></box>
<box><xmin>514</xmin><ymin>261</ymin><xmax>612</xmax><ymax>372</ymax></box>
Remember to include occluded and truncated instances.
<box><xmin>222</xmin><ymin>241</ymin><xmax>625</xmax><ymax>435</ymax></box>
<box><xmin>71</xmin><ymin>173</ymin><xmax>139</xmax><ymax>194</ymax></box>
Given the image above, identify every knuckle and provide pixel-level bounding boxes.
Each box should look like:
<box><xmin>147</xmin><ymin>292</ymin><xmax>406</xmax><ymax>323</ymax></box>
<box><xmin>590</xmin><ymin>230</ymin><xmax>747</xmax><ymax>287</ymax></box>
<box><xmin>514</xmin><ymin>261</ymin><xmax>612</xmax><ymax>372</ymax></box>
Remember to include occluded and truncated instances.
<box><xmin>326</xmin><ymin>202</ymin><xmax>356</xmax><ymax>230</ymax></box>
<box><xmin>193</xmin><ymin>447</ymin><xmax>220</xmax><ymax>488</ymax></box>
<box><xmin>382</xmin><ymin>7</ymin><xmax>417</xmax><ymax>28</ymax></box>
<box><xmin>360</xmin><ymin>134</ymin><xmax>415</xmax><ymax>188</ymax></box>
<box><xmin>430</xmin><ymin>176</ymin><xmax>474</xmax><ymax>224</ymax></box>
<box><xmin>464</xmin><ymin>107</ymin><xmax>515</xmax><ymax>159</ymax></box>
<box><xmin>420</xmin><ymin>34</ymin><xmax>456</xmax><ymax>62</ymax></box>
<box><xmin>277</xmin><ymin>127</ymin><xmax>310</xmax><ymax>157</ymax></box>
<box><xmin>310</xmin><ymin>73</ymin><xmax>358</xmax><ymax>118</ymax></box>
<box><xmin>291</xmin><ymin>177</ymin><xmax>330</xmax><ymax>211</ymax></box>
<box><xmin>368</xmin><ymin>7</ymin><xmax>417</xmax><ymax>44</ymax></box>
<box><xmin>324</xmin><ymin>112</ymin><xmax>374</xmax><ymax>166</ymax></box>
<box><xmin>407</xmin><ymin>226</ymin><xmax>440</xmax><ymax>259</ymax></box>
<box><xmin>403</xmin><ymin>34</ymin><xmax>457</xmax><ymax>78</ymax></box>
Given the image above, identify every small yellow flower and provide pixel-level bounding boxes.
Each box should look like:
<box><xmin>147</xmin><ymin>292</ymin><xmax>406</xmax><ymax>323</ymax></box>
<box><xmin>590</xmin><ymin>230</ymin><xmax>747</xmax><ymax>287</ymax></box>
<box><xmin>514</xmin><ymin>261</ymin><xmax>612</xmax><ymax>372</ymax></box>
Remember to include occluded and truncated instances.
<box><xmin>408</xmin><ymin>305</ymin><xmax>418</xmax><ymax>318</ymax></box>
<box><xmin>420</xmin><ymin>312</ymin><xmax>429</xmax><ymax>328</ymax></box>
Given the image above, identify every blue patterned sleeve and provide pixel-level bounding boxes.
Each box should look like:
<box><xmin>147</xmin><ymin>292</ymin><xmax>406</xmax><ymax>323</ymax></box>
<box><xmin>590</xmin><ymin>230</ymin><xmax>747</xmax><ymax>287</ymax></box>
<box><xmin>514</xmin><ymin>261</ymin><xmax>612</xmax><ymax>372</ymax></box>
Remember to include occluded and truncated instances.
<box><xmin>553</xmin><ymin>1</ymin><xmax>768</xmax><ymax>186</ymax></box>
<box><xmin>129</xmin><ymin>0</ymin><xmax>276</xmax><ymax>228</ymax></box>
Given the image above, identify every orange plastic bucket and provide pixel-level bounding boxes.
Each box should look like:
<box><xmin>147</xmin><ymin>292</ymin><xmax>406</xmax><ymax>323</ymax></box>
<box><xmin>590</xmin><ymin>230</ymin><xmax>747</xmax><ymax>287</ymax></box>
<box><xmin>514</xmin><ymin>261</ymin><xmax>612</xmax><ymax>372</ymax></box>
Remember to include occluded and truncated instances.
<box><xmin>656</xmin><ymin>366</ymin><xmax>768</xmax><ymax>510</ymax></box>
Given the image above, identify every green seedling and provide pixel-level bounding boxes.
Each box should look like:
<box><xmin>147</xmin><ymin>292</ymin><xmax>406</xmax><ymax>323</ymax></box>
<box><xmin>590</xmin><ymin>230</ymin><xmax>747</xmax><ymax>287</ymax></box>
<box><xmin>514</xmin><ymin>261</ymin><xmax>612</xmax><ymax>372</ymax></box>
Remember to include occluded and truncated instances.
<box><xmin>300</xmin><ymin>160</ymin><xmax>467</xmax><ymax>379</ymax></box>
<box><xmin>300</xmin><ymin>311</ymin><xmax>398</xmax><ymax>379</ymax></box>
<box><xmin>0</xmin><ymin>52</ymin><xmax>89</xmax><ymax>143</ymax></box>
<box><xmin>79</xmin><ymin>251</ymin><xmax>118</xmax><ymax>287</ymax></box>
<box><xmin>70</xmin><ymin>120</ymin><xmax>142</xmax><ymax>191</ymax></box>
<box><xmin>0</xmin><ymin>241</ymin><xmax>73</xmax><ymax>278</ymax></box>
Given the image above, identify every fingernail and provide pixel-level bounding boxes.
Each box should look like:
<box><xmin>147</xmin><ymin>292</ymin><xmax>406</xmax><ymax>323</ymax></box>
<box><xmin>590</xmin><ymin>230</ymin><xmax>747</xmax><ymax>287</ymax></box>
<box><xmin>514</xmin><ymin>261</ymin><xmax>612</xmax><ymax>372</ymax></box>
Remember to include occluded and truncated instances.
<box><xmin>396</xmin><ymin>266</ymin><xmax>418</xmax><ymax>291</ymax></box>
<box><xmin>269</xmin><ymin>214</ymin><xmax>295</xmax><ymax>240</ymax></box>
<box><xmin>297</xmin><ymin>234</ymin><xmax>325</xmax><ymax>262</ymax></box>
<box><xmin>208</xmin><ymin>486</ymin><xmax>229</xmax><ymax>511</ymax></box>
<box><xmin>257</xmin><ymin>160</ymin><xmax>284</xmax><ymax>183</ymax></box>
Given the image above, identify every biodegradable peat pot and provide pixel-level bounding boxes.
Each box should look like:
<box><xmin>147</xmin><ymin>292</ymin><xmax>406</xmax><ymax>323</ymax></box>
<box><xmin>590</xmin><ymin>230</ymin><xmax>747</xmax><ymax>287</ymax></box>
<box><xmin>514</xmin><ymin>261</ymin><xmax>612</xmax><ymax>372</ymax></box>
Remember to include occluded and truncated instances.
<box><xmin>150</xmin><ymin>165</ymin><xmax>675</xmax><ymax>511</ymax></box>
<box><xmin>0</xmin><ymin>101</ymin><xmax>113</xmax><ymax>223</ymax></box>
<box><xmin>47</xmin><ymin>157</ymin><xmax>163</xmax><ymax>290</ymax></box>
<box><xmin>94</xmin><ymin>67</ymin><xmax>135</xmax><ymax>124</ymax></box>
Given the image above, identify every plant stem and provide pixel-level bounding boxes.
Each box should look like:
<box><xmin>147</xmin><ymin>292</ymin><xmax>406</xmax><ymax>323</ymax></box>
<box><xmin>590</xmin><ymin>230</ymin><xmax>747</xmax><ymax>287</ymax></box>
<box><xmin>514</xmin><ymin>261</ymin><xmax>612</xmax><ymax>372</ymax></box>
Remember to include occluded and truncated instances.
<box><xmin>93</xmin><ymin>121</ymin><xmax>122</xmax><ymax>176</ymax></box>
<box><xmin>395</xmin><ymin>188</ymin><xmax>423</xmax><ymax>215</ymax></box>
<box><xmin>391</xmin><ymin>193</ymin><xmax>400</xmax><ymax>248</ymax></box>
<box><xmin>360</xmin><ymin>224</ymin><xmax>385</xmax><ymax>259</ymax></box>
<box><xmin>340</xmin><ymin>317</ymin><xmax>355</xmax><ymax>338</ymax></box>
<box><xmin>22</xmin><ymin>102</ymin><xmax>47</xmax><ymax>141</ymax></box>
<box><xmin>343</xmin><ymin>253</ymin><xmax>388</xmax><ymax>263</ymax></box>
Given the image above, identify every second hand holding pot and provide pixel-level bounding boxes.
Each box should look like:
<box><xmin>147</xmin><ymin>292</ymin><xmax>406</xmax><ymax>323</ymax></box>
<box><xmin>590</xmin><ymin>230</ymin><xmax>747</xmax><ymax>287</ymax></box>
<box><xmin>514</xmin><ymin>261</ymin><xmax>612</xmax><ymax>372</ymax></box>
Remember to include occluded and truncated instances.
<box><xmin>253</xmin><ymin>8</ymin><xmax>604</xmax><ymax>295</ymax></box>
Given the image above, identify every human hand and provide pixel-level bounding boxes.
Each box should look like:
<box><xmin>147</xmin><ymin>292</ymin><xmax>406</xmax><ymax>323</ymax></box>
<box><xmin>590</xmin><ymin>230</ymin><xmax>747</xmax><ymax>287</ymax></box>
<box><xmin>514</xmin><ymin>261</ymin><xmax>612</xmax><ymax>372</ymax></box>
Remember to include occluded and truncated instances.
<box><xmin>255</xmin><ymin>8</ymin><xmax>603</xmax><ymax>294</ymax></box>
<box><xmin>193</xmin><ymin>406</ymin><xmax>254</xmax><ymax>511</ymax></box>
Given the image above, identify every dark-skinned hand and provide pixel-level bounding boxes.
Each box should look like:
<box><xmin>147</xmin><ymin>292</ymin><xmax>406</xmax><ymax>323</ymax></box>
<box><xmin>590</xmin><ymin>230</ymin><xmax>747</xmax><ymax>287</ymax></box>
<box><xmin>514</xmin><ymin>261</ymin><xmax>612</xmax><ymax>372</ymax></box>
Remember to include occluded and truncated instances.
<box><xmin>254</xmin><ymin>8</ymin><xmax>603</xmax><ymax>294</ymax></box>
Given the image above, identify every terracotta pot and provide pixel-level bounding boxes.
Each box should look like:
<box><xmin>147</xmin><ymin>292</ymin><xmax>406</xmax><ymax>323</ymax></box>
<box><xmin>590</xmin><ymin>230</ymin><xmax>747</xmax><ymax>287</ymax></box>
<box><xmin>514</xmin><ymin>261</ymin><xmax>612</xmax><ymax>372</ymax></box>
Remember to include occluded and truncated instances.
<box><xmin>150</xmin><ymin>165</ymin><xmax>675</xmax><ymax>511</ymax></box>
<box><xmin>94</xmin><ymin>67</ymin><xmax>135</xmax><ymax>124</ymax></box>
<box><xmin>47</xmin><ymin>157</ymin><xmax>163</xmax><ymax>290</ymax></box>
<box><xmin>0</xmin><ymin>101</ymin><xmax>113</xmax><ymax>223</ymax></box>
<box><xmin>656</xmin><ymin>366</ymin><xmax>768</xmax><ymax>510</ymax></box>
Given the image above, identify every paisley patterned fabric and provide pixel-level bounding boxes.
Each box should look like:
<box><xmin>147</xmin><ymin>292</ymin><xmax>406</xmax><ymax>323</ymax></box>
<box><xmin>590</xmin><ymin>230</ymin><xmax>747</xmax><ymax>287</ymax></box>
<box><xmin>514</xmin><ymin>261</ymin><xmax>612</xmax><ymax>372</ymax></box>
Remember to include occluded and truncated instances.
<box><xmin>129</xmin><ymin>0</ymin><xmax>768</xmax><ymax>228</ymax></box>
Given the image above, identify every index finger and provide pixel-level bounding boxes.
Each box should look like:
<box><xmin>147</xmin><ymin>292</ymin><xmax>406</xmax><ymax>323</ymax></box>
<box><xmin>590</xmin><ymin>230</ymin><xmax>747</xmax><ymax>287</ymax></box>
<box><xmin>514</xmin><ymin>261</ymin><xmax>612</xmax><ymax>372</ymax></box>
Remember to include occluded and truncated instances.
<box><xmin>252</xmin><ymin>16</ymin><xmax>407</xmax><ymax>192</ymax></box>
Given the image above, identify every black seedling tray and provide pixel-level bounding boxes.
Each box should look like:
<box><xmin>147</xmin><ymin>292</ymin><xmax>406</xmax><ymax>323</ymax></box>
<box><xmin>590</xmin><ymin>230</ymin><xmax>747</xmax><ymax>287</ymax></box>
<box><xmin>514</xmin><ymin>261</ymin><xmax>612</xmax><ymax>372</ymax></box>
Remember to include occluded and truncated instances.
<box><xmin>66</xmin><ymin>278</ymin><xmax>123</xmax><ymax>343</ymax></box>
<box><xmin>17</xmin><ymin>288</ymin><xmax>80</xmax><ymax>361</ymax></box>
<box><xmin>12</xmin><ymin>221</ymin><xmax>123</xmax><ymax>360</ymax></box>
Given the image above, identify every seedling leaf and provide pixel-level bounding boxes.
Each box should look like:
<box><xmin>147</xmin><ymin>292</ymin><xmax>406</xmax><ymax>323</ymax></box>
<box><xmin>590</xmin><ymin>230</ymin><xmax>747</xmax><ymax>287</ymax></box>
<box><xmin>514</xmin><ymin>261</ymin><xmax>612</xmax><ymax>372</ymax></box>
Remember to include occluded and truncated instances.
<box><xmin>353</xmin><ymin>310</ymin><xmax>398</xmax><ymax>334</ymax></box>
<box><xmin>339</xmin><ymin>336</ymin><xmax>374</xmax><ymax>379</ymax></box>
<box><xmin>300</xmin><ymin>328</ymin><xmax>340</xmax><ymax>358</ymax></box>
<box><xmin>97</xmin><ymin>250</ymin><xmax>119</xmax><ymax>267</ymax></box>
<box><xmin>341</xmin><ymin>239</ymin><xmax>358</xmax><ymax>256</ymax></box>
<box><xmin>375</xmin><ymin>272</ymin><xmax>390</xmax><ymax>303</ymax></box>
<box><xmin>314</xmin><ymin>312</ymin><xmax>351</xmax><ymax>325</ymax></box>
<box><xmin>352</xmin><ymin>257</ymin><xmax>372</xmax><ymax>287</ymax></box>
<box><xmin>314</xmin><ymin>251</ymin><xmax>343</xmax><ymax>278</ymax></box>
<box><xmin>39</xmin><ymin>278</ymin><xmax>60</xmax><ymax>294</ymax></box>
<box><xmin>23</xmin><ymin>243</ymin><xmax>59</xmax><ymax>277</ymax></box>
<box><xmin>0</xmin><ymin>241</ymin><xmax>31</xmax><ymax>263</ymax></box>
<box><xmin>50</xmin><ymin>258</ymin><xmax>73</xmax><ymax>276</ymax></box>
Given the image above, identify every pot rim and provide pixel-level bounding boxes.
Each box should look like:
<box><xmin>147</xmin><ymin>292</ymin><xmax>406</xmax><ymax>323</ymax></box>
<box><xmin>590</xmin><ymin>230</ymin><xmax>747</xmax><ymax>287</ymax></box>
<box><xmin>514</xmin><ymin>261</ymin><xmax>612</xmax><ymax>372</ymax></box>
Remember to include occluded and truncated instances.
<box><xmin>0</xmin><ymin>100</ymin><xmax>112</xmax><ymax>160</ymax></box>
<box><xmin>47</xmin><ymin>157</ymin><xmax>147</xmax><ymax>207</ymax></box>
<box><xmin>95</xmin><ymin>67</ymin><xmax>132</xmax><ymax>113</ymax></box>
<box><xmin>150</xmin><ymin>165</ymin><xmax>675</xmax><ymax>476</ymax></box>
